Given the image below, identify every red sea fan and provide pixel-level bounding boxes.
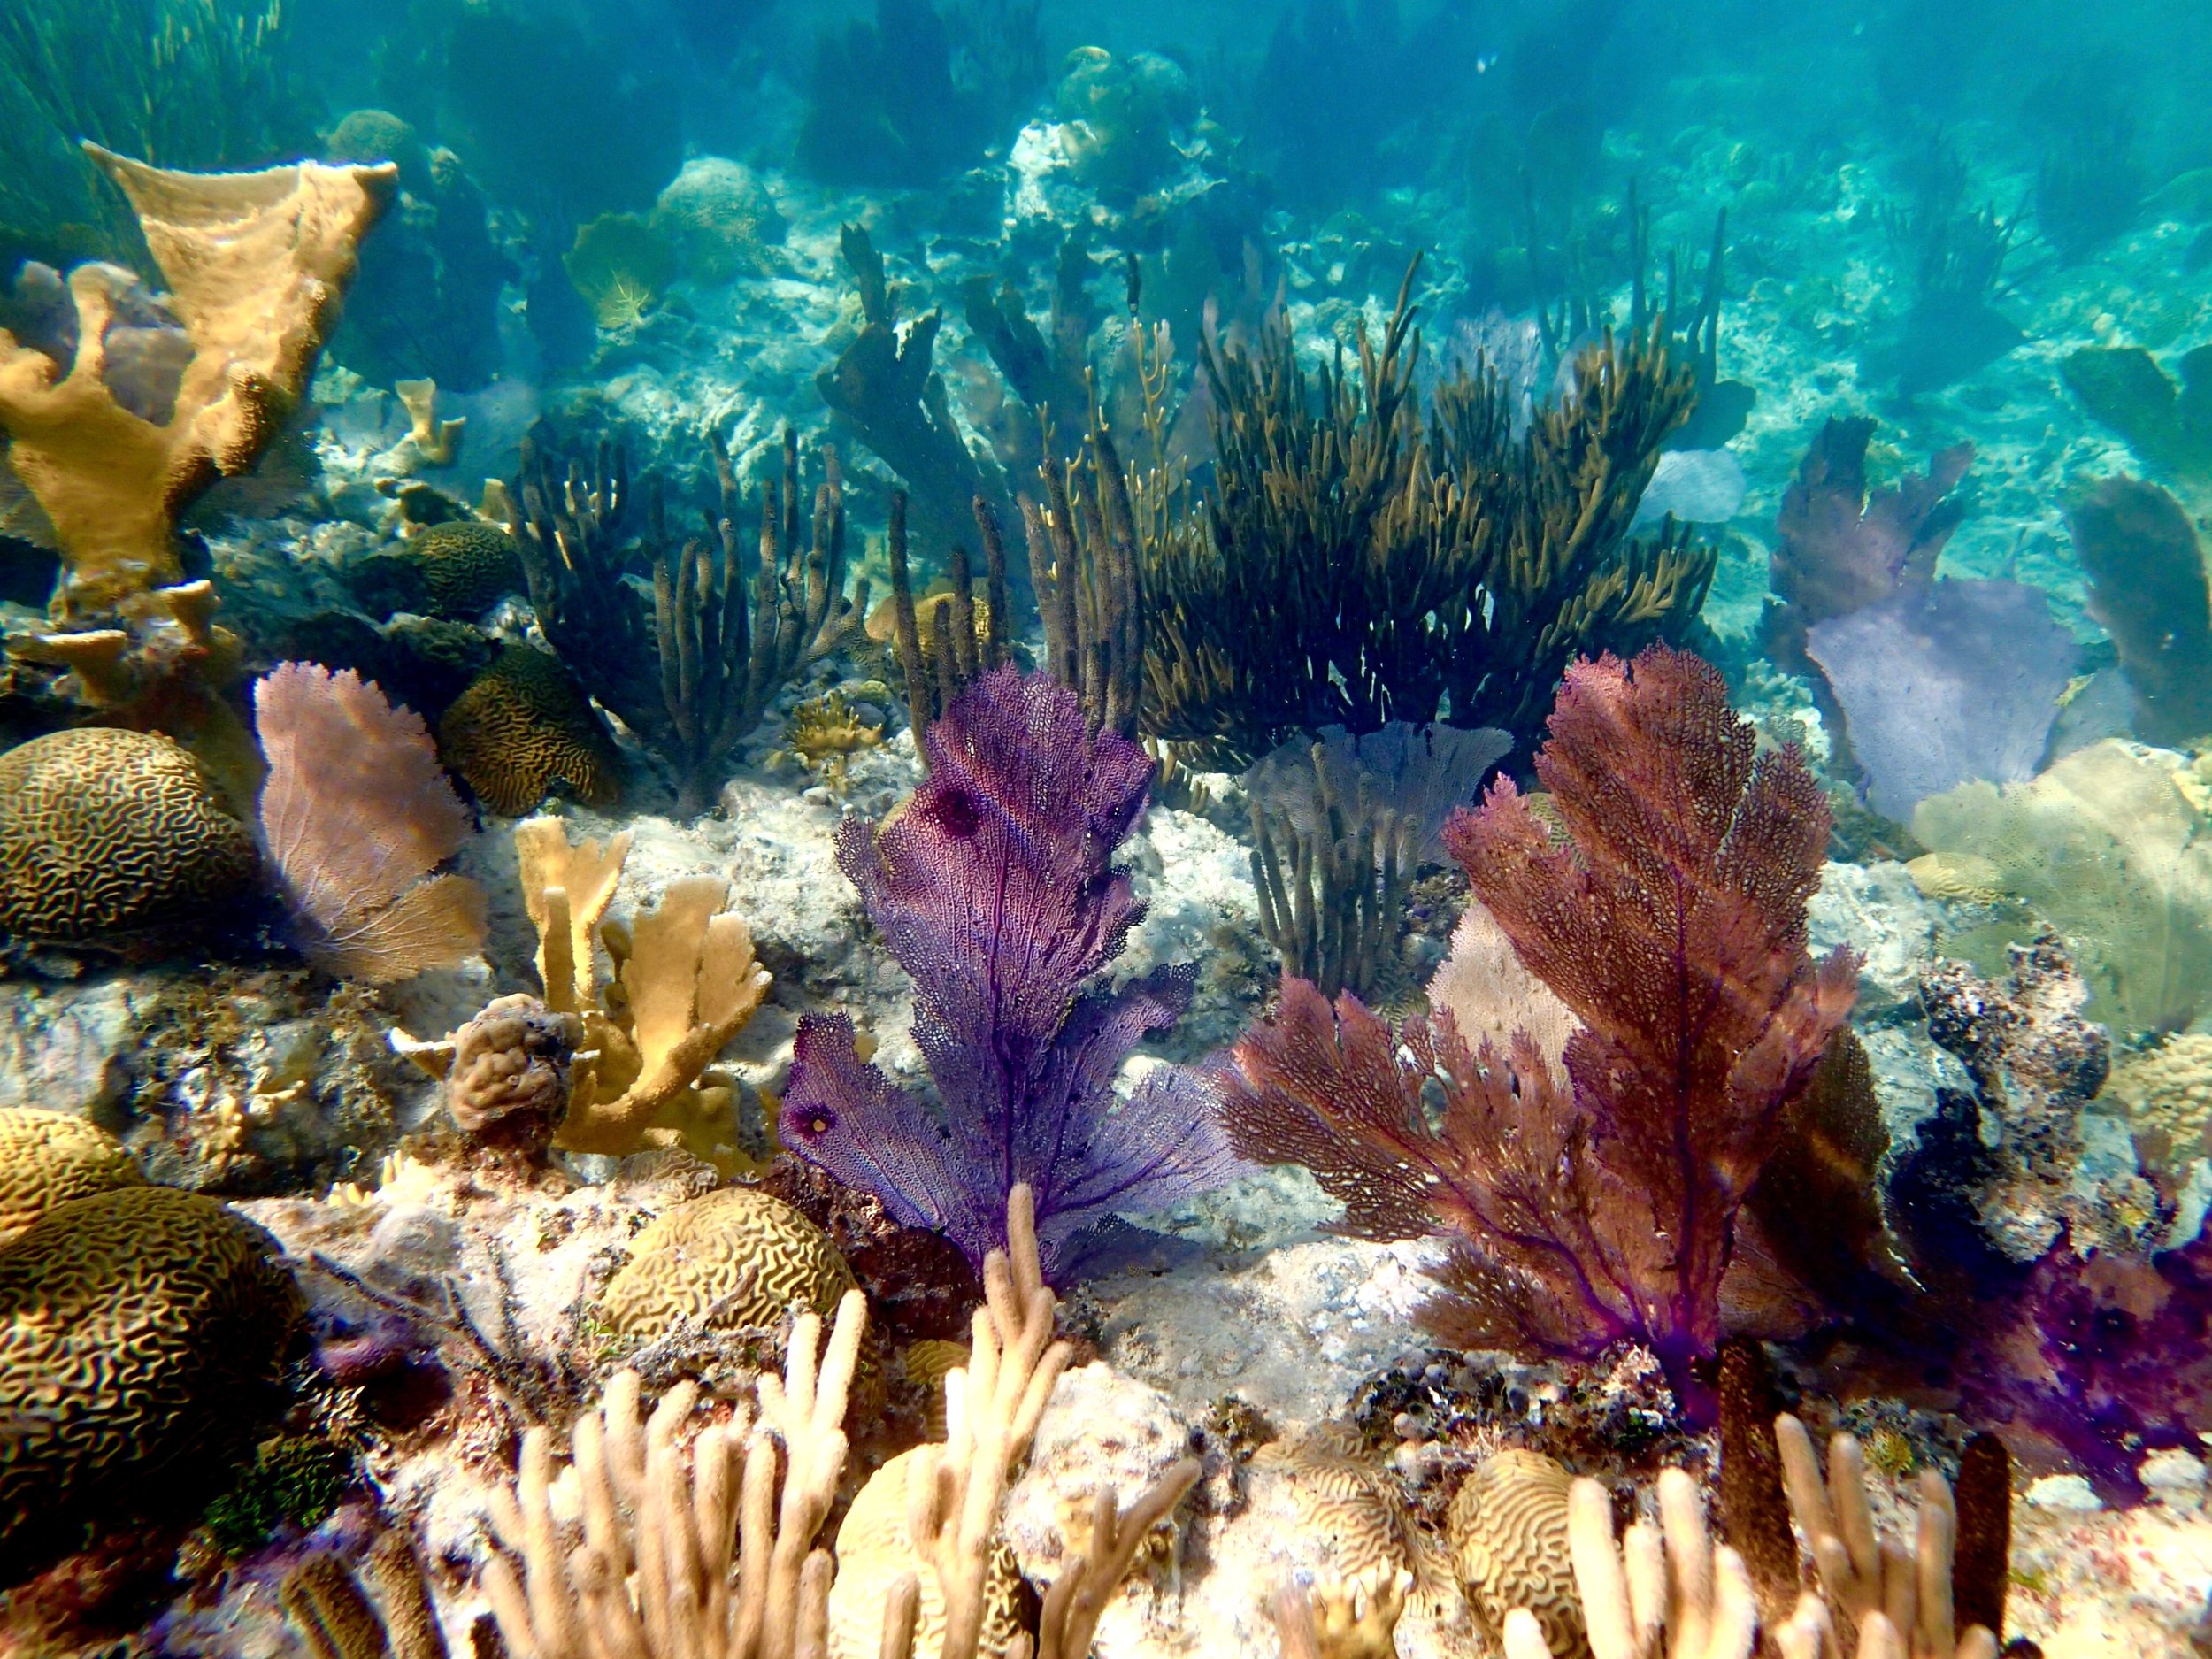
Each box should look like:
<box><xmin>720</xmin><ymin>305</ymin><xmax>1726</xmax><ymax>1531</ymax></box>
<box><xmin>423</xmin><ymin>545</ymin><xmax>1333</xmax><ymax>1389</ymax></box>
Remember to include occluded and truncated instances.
<box><xmin>253</xmin><ymin>662</ymin><xmax>487</xmax><ymax>983</ymax></box>
<box><xmin>1221</xmin><ymin>646</ymin><xmax>1856</xmax><ymax>1414</ymax></box>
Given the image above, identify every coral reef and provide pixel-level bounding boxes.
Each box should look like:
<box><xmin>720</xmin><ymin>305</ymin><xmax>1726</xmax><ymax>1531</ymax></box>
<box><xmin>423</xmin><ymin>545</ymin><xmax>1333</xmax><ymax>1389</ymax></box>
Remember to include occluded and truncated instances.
<box><xmin>781</xmin><ymin>668</ymin><xmax>1236</xmax><ymax>1275</ymax></box>
<box><xmin>1053</xmin><ymin>48</ymin><xmax>1194</xmax><ymax>197</ymax></box>
<box><xmin>0</xmin><ymin>1107</ymin><xmax>142</xmax><ymax>1244</ymax></box>
<box><xmin>2062</xmin><ymin>343</ymin><xmax>2212</xmax><ymax>487</ymax></box>
<box><xmin>435</xmin><ymin>642</ymin><xmax>626</xmax><ymax>816</ymax></box>
<box><xmin>512</xmin><ymin>428</ymin><xmax>862</xmax><ymax>816</ymax></box>
<box><xmin>0</xmin><ymin>146</ymin><xmax>392</xmax><ymax>623</ymax></box>
<box><xmin>0</xmin><ymin>726</ymin><xmax>257</xmax><ymax>947</ymax></box>
<box><xmin>0</xmin><ymin>1185</ymin><xmax>302</xmax><ymax>1581</ymax></box>
<box><xmin>1221</xmin><ymin>647</ymin><xmax>1855</xmax><ymax>1412</ymax></box>
<box><xmin>254</xmin><ymin>662</ymin><xmax>488</xmax><ymax>984</ymax></box>
<box><xmin>598</xmin><ymin>1187</ymin><xmax>858</xmax><ymax>1340</ymax></box>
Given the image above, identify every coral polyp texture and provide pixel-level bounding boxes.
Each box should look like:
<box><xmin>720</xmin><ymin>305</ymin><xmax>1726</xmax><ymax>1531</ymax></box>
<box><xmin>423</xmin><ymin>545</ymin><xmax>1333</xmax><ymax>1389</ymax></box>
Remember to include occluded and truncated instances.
<box><xmin>780</xmin><ymin>666</ymin><xmax>1236</xmax><ymax>1276</ymax></box>
<box><xmin>1221</xmin><ymin>646</ymin><xmax>1855</xmax><ymax>1413</ymax></box>
<box><xmin>598</xmin><ymin>1186</ymin><xmax>858</xmax><ymax>1339</ymax></box>
<box><xmin>0</xmin><ymin>145</ymin><xmax>393</xmax><ymax>622</ymax></box>
<box><xmin>396</xmin><ymin>518</ymin><xmax>524</xmax><ymax>619</ymax></box>
<box><xmin>0</xmin><ymin>726</ymin><xmax>257</xmax><ymax>946</ymax></box>
<box><xmin>0</xmin><ymin>1186</ymin><xmax>302</xmax><ymax>1580</ymax></box>
<box><xmin>0</xmin><ymin>1109</ymin><xmax>143</xmax><ymax>1244</ymax></box>
<box><xmin>1448</xmin><ymin>1449</ymin><xmax>1586</xmax><ymax>1659</ymax></box>
<box><xmin>434</xmin><ymin>642</ymin><xmax>624</xmax><ymax>815</ymax></box>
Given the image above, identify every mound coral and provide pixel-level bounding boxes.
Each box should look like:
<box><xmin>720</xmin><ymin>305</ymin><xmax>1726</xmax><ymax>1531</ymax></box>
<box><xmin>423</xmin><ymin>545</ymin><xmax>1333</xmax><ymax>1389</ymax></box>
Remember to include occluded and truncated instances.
<box><xmin>1448</xmin><ymin>1450</ymin><xmax>1586</xmax><ymax>1659</ymax></box>
<box><xmin>442</xmin><ymin>993</ymin><xmax>582</xmax><ymax>1150</ymax></box>
<box><xmin>254</xmin><ymin>662</ymin><xmax>488</xmax><ymax>984</ymax></box>
<box><xmin>0</xmin><ymin>1108</ymin><xmax>143</xmax><ymax>1244</ymax></box>
<box><xmin>599</xmin><ymin>1187</ymin><xmax>857</xmax><ymax>1340</ymax></box>
<box><xmin>780</xmin><ymin>668</ymin><xmax>1237</xmax><ymax>1277</ymax></box>
<box><xmin>402</xmin><ymin>518</ymin><xmax>519</xmax><ymax>618</ymax></box>
<box><xmin>1219</xmin><ymin>647</ymin><xmax>1855</xmax><ymax>1414</ymax></box>
<box><xmin>2104</xmin><ymin>1032</ymin><xmax>2212</xmax><ymax>1166</ymax></box>
<box><xmin>0</xmin><ymin>1185</ymin><xmax>302</xmax><ymax>1580</ymax></box>
<box><xmin>435</xmin><ymin>643</ymin><xmax>624</xmax><ymax>815</ymax></box>
<box><xmin>653</xmin><ymin>157</ymin><xmax>784</xmax><ymax>283</ymax></box>
<box><xmin>826</xmin><ymin>1447</ymin><xmax>1029</xmax><ymax>1659</ymax></box>
<box><xmin>0</xmin><ymin>725</ymin><xmax>257</xmax><ymax>946</ymax></box>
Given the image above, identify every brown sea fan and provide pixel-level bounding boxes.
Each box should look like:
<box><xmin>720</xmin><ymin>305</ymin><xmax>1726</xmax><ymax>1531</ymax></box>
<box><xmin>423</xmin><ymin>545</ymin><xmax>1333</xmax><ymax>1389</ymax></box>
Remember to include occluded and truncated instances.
<box><xmin>254</xmin><ymin>661</ymin><xmax>487</xmax><ymax>982</ymax></box>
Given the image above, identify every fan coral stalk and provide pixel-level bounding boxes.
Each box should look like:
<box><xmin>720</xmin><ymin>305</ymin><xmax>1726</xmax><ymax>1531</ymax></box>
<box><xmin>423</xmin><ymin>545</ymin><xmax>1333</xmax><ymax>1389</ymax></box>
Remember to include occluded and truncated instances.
<box><xmin>780</xmin><ymin>666</ymin><xmax>1235</xmax><ymax>1277</ymax></box>
<box><xmin>1221</xmin><ymin>647</ymin><xmax>1855</xmax><ymax>1415</ymax></box>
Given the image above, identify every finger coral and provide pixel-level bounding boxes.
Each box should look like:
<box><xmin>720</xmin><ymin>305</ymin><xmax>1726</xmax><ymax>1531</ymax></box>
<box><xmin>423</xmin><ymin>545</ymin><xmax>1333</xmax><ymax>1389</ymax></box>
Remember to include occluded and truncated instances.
<box><xmin>253</xmin><ymin>661</ymin><xmax>488</xmax><ymax>983</ymax></box>
<box><xmin>1220</xmin><ymin>646</ymin><xmax>1855</xmax><ymax>1414</ymax></box>
<box><xmin>0</xmin><ymin>1186</ymin><xmax>303</xmax><ymax>1581</ymax></box>
<box><xmin>0</xmin><ymin>1107</ymin><xmax>143</xmax><ymax>1244</ymax></box>
<box><xmin>0</xmin><ymin>725</ymin><xmax>257</xmax><ymax>946</ymax></box>
<box><xmin>598</xmin><ymin>1187</ymin><xmax>858</xmax><ymax>1340</ymax></box>
<box><xmin>780</xmin><ymin>667</ymin><xmax>1238</xmax><ymax>1278</ymax></box>
<box><xmin>435</xmin><ymin>642</ymin><xmax>625</xmax><ymax>815</ymax></box>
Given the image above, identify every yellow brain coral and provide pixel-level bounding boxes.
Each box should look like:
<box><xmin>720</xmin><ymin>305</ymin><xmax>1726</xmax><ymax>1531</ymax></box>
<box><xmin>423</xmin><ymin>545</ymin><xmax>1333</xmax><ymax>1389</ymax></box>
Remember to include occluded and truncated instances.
<box><xmin>826</xmin><ymin>1445</ymin><xmax>1027</xmax><ymax>1659</ymax></box>
<box><xmin>598</xmin><ymin>1187</ymin><xmax>856</xmax><ymax>1339</ymax></box>
<box><xmin>1447</xmin><ymin>1448</ymin><xmax>1588</xmax><ymax>1659</ymax></box>
<box><xmin>403</xmin><ymin>519</ymin><xmax>521</xmax><ymax>618</ymax></box>
<box><xmin>435</xmin><ymin>644</ymin><xmax>624</xmax><ymax>815</ymax></box>
<box><xmin>0</xmin><ymin>1109</ymin><xmax>143</xmax><ymax>1244</ymax></box>
<box><xmin>0</xmin><ymin>726</ymin><xmax>258</xmax><ymax>944</ymax></box>
<box><xmin>0</xmin><ymin>1186</ymin><xmax>303</xmax><ymax>1577</ymax></box>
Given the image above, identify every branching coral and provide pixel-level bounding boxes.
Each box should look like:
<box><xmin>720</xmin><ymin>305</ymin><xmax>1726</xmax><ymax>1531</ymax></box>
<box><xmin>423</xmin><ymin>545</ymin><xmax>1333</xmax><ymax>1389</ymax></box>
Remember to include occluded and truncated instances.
<box><xmin>513</xmin><ymin>428</ymin><xmax>864</xmax><ymax>815</ymax></box>
<box><xmin>780</xmin><ymin>668</ymin><xmax>1237</xmax><ymax>1277</ymax></box>
<box><xmin>254</xmin><ymin>661</ymin><xmax>488</xmax><ymax>984</ymax></box>
<box><xmin>1219</xmin><ymin>647</ymin><xmax>1855</xmax><ymax>1413</ymax></box>
<box><xmin>1138</xmin><ymin>268</ymin><xmax>1710</xmax><ymax>764</ymax></box>
<box><xmin>817</xmin><ymin>225</ymin><xmax>1011</xmax><ymax>562</ymax></box>
<box><xmin>883</xmin><ymin>490</ymin><xmax>1012</xmax><ymax>739</ymax></box>
<box><xmin>430</xmin><ymin>816</ymin><xmax>768</xmax><ymax>1166</ymax></box>
<box><xmin>0</xmin><ymin>145</ymin><xmax>393</xmax><ymax>624</ymax></box>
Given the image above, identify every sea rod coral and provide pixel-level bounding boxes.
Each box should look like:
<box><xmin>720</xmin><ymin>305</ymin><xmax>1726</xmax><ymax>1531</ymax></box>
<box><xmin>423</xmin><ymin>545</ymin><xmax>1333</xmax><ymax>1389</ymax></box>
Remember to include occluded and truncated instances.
<box><xmin>780</xmin><ymin>666</ymin><xmax>1238</xmax><ymax>1277</ymax></box>
<box><xmin>1219</xmin><ymin>646</ymin><xmax>1856</xmax><ymax>1414</ymax></box>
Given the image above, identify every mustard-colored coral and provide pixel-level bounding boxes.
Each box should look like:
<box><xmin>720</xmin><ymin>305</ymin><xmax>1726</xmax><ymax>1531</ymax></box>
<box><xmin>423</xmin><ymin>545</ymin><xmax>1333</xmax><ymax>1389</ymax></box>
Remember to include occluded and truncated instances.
<box><xmin>1903</xmin><ymin>850</ymin><xmax>2008</xmax><ymax>904</ymax></box>
<box><xmin>0</xmin><ymin>1108</ymin><xmax>143</xmax><ymax>1244</ymax></box>
<box><xmin>0</xmin><ymin>146</ymin><xmax>395</xmax><ymax>623</ymax></box>
<box><xmin>394</xmin><ymin>377</ymin><xmax>465</xmax><ymax>467</ymax></box>
<box><xmin>0</xmin><ymin>726</ymin><xmax>258</xmax><ymax>944</ymax></box>
<box><xmin>826</xmin><ymin>1446</ymin><xmax>1027</xmax><ymax>1659</ymax></box>
<box><xmin>785</xmin><ymin>689</ymin><xmax>885</xmax><ymax>788</ymax></box>
<box><xmin>403</xmin><ymin>518</ymin><xmax>523</xmax><ymax>618</ymax></box>
<box><xmin>598</xmin><ymin>1186</ymin><xmax>856</xmax><ymax>1338</ymax></box>
<box><xmin>0</xmin><ymin>1186</ymin><xmax>303</xmax><ymax>1578</ymax></box>
<box><xmin>518</xmin><ymin>817</ymin><xmax>772</xmax><ymax>1166</ymax></box>
<box><xmin>436</xmin><ymin>644</ymin><xmax>623</xmax><ymax>815</ymax></box>
<box><xmin>1447</xmin><ymin>1449</ymin><xmax>1588</xmax><ymax>1659</ymax></box>
<box><xmin>2104</xmin><ymin>1032</ymin><xmax>2212</xmax><ymax>1166</ymax></box>
<box><xmin>563</xmin><ymin>211</ymin><xmax>675</xmax><ymax>330</ymax></box>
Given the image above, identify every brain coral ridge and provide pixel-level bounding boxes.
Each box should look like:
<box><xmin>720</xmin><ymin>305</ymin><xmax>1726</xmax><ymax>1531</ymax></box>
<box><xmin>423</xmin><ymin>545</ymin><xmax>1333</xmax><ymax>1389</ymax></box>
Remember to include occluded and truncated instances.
<box><xmin>0</xmin><ymin>1109</ymin><xmax>144</xmax><ymax>1244</ymax></box>
<box><xmin>0</xmin><ymin>726</ymin><xmax>258</xmax><ymax>945</ymax></box>
<box><xmin>0</xmin><ymin>1186</ymin><xmax>303</xmax><ymax>1577</ymax></box>
<box><xmin>1448</xmin><ymin>1448</ymin><xmax>1589</xmax><ymax>1659</ymax></box>
<box><xmin>436</xmin><ymin>644</ymin><xmax>624</xmax><ymax>816</ymax></box>
<box><xmin>403</xmin><ymin>519</ymin><xmax>524</xmax><ymax>619</ymax></box>
<box><xmin>598</xmin><ymin>1186</ymin><xmax>857</xmax><ymax>1339</ymax></box>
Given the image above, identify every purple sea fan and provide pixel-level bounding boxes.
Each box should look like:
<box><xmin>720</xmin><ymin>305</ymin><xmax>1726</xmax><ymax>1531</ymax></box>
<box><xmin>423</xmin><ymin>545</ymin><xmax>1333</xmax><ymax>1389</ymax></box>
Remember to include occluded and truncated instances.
<box><xmin>780</xmin><ymin>667</ymin><xmax>1239</xmax><ymax>1278</ymax></box>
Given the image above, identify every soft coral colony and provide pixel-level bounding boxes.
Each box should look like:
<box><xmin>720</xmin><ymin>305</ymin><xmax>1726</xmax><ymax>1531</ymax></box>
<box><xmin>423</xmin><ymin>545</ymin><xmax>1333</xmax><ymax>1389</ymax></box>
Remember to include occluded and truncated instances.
<box><xmin>0</xmin><ymin>114</ymin><xmax>2209</xmax><ymax>1659</ymax></box>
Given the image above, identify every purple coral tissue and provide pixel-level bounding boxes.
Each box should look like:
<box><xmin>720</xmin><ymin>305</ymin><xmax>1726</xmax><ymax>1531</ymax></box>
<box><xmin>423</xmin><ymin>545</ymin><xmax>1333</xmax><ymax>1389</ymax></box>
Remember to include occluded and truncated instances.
<box><xmin>780</xmin><ymin>667</ymin><xmax>1237</xmax><ymax>1278</ymax></box>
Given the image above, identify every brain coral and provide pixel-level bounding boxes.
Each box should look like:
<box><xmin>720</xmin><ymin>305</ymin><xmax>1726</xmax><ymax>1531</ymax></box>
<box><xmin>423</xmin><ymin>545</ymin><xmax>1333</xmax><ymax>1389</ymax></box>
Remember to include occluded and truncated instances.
<box><xmin>1447</xmin><ymin>1448</ymin><xmax>1588</xmax><ymax>1659</ymax></box>
<box><xmin>0</xmin><ymin>1186</ymin><xmax>303</xmax><ymax>1577</ymax></box>
<box><xmin>0</xmin><ymin>1109</ymin><xmax>143</xmax><ymax>1244</ymax></box>
<box><xmin>598</xmin><ymin>1187</ymin><xmax>856</xmax><ymax>1339</ymax></box>
<box><xmin>827</xmin><ymin>1445</ymin><xmax>1025</xmax><ymax>1659</ymax></box>
<box><xmin>403</xmin><ymin>520</ymin><xmax>524</xmax><ymax>619</ymax></box>
<box><xmin>0</xmin><ymin>727</ymin><xmax>259</xmax><ymax>945</ymax></box>
<box><xmin>435</xmin><ymin>644</ymin><xmax>624</xmax><ymax>816</ymax></box>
